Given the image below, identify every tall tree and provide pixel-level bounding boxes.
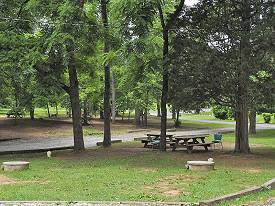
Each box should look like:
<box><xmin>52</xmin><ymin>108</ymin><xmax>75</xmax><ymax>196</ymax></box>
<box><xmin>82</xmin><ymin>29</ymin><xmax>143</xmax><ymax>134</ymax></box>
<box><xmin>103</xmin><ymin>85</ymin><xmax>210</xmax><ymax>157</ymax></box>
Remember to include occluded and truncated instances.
<box><xmin>101</xmin><ymin>0</ymin><xmax>111</xmax><ymax>147</ymax></box>
<box><xmin>157</xmin><ymin>0</ymin><xmax>185</xmax><ymax>151</ymax></box>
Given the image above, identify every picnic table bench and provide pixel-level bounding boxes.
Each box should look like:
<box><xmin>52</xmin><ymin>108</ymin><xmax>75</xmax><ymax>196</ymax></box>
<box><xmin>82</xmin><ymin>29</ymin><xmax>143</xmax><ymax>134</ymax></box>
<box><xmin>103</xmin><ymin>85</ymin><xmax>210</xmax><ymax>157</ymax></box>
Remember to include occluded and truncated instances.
<box><xmin>141</xmin><ymin>133</ymin><xmax>175</xmax><ymax>149</ymax></box>
<box><xmin>6</xmin><ymin>111</ymin><xmax>23</xmax><ymax>118</ymax></box>
<box><xmin>173</xmin><ymin>134</ymin><xmax>213</xmax><ymax>153</ymax></box>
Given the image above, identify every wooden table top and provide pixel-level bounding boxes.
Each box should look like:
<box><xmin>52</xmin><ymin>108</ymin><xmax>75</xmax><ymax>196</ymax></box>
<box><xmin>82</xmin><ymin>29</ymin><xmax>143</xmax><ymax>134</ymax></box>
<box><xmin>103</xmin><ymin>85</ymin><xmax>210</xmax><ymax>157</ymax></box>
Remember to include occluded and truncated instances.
<box><xmin>146</xmin><ymin>134</ymin><xmax>174</xmax><ymax>137</ymax></box>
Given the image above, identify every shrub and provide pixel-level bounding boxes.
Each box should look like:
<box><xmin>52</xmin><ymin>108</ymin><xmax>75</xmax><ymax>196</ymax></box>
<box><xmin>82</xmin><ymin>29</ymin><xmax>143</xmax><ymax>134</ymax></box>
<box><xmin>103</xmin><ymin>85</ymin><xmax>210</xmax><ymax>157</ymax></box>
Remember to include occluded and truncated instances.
<box><xmin>212</xmin><ymin>105</ymin><xmax>234</xmax><ymax>120</ymax></box>
<box><xmin>263</xmin><ymin>113</ymin><xmax>272</xmax><ymax>123</ymax></box>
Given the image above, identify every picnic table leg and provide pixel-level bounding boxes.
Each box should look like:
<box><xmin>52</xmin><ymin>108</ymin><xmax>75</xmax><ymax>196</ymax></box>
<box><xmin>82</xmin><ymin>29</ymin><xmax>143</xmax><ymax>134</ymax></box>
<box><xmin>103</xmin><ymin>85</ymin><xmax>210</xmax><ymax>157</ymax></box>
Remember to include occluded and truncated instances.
<box><xmin>187</xmin><ymin>146</ymin><xmax>193</xmax><ymax>154</ymax></box>
<box><xmin>204</xmin><ymin>145</ymin><xmax>209</xmax><ymax>151</ymax></box>
<box><xmin>172</xmin><ymin>143</ymin><xmax>176</xmax><ymax>151</ymax></box>
<box><xmin>144</xmin><ymin>142</ymin><xmax>148</xmax><ymax>148</ymax></box>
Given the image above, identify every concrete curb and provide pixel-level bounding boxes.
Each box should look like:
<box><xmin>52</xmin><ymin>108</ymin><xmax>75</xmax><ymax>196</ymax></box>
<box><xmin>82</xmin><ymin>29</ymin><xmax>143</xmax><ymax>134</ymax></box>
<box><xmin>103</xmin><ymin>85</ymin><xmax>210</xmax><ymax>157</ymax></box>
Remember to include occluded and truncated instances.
<box><xmin>199</xmin><ymin>178</ymin><xmax>275</xmax><ymax>206</ymax></box>
<box><xmin>96</xmin><ymin>140</ymin><xmax>122</xmax><ymax>146</ymax></box>
<box><xmin>0</xmin><ymin>146</ymin><xmax>74</xmax><ymax>155</ymax></box>
<box><xmin>0</xmin><ymin>201</ymin><xmax>192</xmax><ymax>206</ymax></box>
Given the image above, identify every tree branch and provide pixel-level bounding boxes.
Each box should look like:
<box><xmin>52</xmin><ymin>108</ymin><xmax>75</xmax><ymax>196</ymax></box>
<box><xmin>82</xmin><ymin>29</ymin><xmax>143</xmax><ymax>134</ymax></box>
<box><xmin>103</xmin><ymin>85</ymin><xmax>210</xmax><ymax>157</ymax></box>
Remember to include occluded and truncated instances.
<box><xmin>157</xmin><ymin>0</ymin><xmax>165</xmax><ymax>29</ymax></box>
<box><xmin>166</xmin><ymin>0</ymin><xmax>185</xmax><ymax>30</ymax></box>
<box><xmin>17</xmin><ymin>0</ymin><xmax>31</xmax><ymax>17</ymax></box>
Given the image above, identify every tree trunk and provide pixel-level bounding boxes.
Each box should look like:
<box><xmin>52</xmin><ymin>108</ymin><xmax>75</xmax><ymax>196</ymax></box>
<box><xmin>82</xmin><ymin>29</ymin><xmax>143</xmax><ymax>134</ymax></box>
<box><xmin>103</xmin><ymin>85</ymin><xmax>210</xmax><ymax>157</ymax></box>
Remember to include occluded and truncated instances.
<box><xmin>135</xmin><ymin>108</ymin><xmax>141</xmax><ymax>126</ymax></box>
<box><xmin>83</xmin><ymin>99</ymin><xmax>89</xmax><ymax>126</ymax></box>
<box><xmin>47</xmin><ymin>103</ymin><xmax>51</xmax><ymax>118</ymax></box>
<box><xmin>30</xmin><ymin>107</ymin><xmax>35</xmax><ymax>120</ymax></box>
<box><xmin>195</xmin><ymin>108</ymin><xmax>200</xmax><ymax>114</ymax></box>
<box><xmin>176</xmin><ymin>109</ymin><xmax>180</xmax><ymax>122</ymax></box>
<box><xmin>101</xmin><ymin>0</ymin><xmax>111</xmax><ymax>147</ymax></box>
<box><xmin>160</xmin><ymin>29</ymin><xmax>169</xmax><ymax>152</ymax></box>
<box><xmin>249</xmin><ymin>110</ymin><xmax>256</xmax><ymax>134</ymax></box>
<box><xmin>157</xmin><ymin>98</ymin><xmax>161</xmax><ymax>117</ymax></box>
<box><xmin>122</xmin><ymin>110</ymin><xmax>125</xmax><ymax>121</ymax></box>
<box><xmin>111</xmin><ymin>71</ymin><xmax>116</xmax><ymax>123</ymax></box>
<box><xmin>144</xmin><ymin>90</ymin><xmax>149</xmax><ymax>127</ymax></box>
<box><xmin>68</xmin><ymin>52</ymin><xmax>85</xmax><ymax>151</ymax></box>
<box><xmin>100</xmin><ymin>110</ymin><xmax>104</xmax><ymax>119</ymax></box>
<box><xmin>234</xmin><ymin>0</ymin><xmax>251</xmax><ymax>153</ymax></box>
<box><xmin>68</xmin><ymin>107</ymin><xmax>72</xmax><ymax>118</ymax></box>
<box><xmin>172</xmin><ymin>106</ymin><xmax>176</xmax><ymax>120</ymax></box>
<box><xmin>128</xmin><ymin>110</ymin><xmax>131</xmax><ymax>122</ymax></box>
<box><xmin>55</xmin><ymin>103</ymin><xmax>58</xmax><ymax>117</ymax></box>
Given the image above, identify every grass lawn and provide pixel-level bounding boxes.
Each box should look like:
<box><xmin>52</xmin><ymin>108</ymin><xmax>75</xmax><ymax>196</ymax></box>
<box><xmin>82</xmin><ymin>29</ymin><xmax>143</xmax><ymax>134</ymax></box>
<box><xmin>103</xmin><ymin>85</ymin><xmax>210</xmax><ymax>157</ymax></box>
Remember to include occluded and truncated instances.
<box><xmin>223</xmin><ymin>129</ymin><xmax>275</xmax><ymax>148</ymax></box>
<box><xmin>0</xmin><ymin>130</ymin><xmax>274</xmax><ymax>205</ymax></box>
<box><xmin>180</xmin><ymin>120</ymin><xmax>234</xmax><ymax>129</ymax></box>
<box><xmin>181</xmin><ymin>113</ymin><xmax>274</xmax><ymax>124</ymax></box>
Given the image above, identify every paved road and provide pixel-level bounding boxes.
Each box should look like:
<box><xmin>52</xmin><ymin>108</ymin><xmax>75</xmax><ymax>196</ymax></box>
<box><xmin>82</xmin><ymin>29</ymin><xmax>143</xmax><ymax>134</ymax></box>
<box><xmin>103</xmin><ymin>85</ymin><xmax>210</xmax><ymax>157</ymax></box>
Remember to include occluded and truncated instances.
<box><xmin>0</xmin><ymin>127</ymin><xmax>234</xmax><ymax>154</ymax></box>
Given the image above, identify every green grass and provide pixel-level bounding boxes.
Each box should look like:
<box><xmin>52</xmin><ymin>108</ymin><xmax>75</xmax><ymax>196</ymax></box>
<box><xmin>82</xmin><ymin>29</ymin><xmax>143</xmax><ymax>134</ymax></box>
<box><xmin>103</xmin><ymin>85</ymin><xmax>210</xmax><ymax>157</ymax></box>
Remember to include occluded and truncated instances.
<box><xmin>223</xmin><ymin>129</ymin><xmax>275</xmax><ymax>147</ymax></box>
<box><xmin>180</xmin><ymin>120</ymin><xmax>234</xmax><ymax>129</ymax></box>
<box><xmin>0</xmin><ymin>108</ymin><xmax>9</xmax><ymax>115</ymax></box>
<box><xmin>180</xmin><ymin>113</ymin><xmax>274</xmax><ymax>124</ymax></box>
<box><xmin>218</xmin><ymin>190</ymin><xmax>275</xmax><ymax>206</ymax></box>
<box><xmin>0</xmin><ymin>107</ymin><xmax>67</xmax><ymax>118</ymax></box>
<box><xmin>0</xmin><ymin>131</ymin><xmax>275</xmax><ymax>203</ymax></box>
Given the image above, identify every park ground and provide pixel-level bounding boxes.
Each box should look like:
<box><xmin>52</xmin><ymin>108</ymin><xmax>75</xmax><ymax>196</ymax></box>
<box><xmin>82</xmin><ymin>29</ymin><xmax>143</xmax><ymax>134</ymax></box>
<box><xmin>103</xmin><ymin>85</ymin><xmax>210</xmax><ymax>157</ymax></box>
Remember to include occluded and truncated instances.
<box><xmin>0</xmin><ymin>109</ymin><xmax>275</xmax><ymax>205</ymax></box>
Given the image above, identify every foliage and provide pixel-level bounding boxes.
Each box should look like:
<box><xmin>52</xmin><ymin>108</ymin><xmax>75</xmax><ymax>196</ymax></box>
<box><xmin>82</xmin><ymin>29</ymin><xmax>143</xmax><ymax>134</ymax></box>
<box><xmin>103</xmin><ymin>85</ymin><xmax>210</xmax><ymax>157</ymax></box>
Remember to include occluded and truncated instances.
<box><xmin>263</xmin><ymin>113</ymin><xmax>272</xmax><ymax>123</ymax></box>
<box><xmin>212</xmin><ymin>105</ymin><xmax>234</xmax><ymax>120</ymax></box>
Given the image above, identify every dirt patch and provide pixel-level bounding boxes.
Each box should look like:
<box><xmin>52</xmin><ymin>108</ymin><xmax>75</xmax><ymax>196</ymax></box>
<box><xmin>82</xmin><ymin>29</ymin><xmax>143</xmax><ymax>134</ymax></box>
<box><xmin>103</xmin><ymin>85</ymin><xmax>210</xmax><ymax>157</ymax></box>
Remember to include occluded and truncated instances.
<box><xmin>0</xmin><ymin>175</ymin><xmax>17</xmax><ymax>185</ymax></box>
<box><xmin>145</xmin><ymin>174</ymin><xmax>194</xmax><ymax>197</ymax></box>
<box><xmin>139</xmin><ymin>167</ymin><xmax>158</xmax><ymax>172</ymax></box>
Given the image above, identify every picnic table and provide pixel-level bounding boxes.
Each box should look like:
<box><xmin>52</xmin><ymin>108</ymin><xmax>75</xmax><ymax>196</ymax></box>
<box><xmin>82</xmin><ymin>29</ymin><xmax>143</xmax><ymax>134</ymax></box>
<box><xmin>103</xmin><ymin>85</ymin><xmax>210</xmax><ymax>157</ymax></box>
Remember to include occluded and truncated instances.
<box><xmin>173</xmin><ymin>134</ymin><xmax>213</xmax><ymax>153</ymax></box>
<box><xmin>141</xmin><ymin>133</ymin><xmax>175</xmax><ymax>149</ymax></box>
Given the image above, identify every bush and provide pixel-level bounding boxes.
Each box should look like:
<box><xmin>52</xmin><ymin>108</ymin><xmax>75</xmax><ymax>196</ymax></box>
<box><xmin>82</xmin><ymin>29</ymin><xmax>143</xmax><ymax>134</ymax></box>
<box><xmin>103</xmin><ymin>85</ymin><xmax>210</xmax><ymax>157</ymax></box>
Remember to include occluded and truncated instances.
<box><xmin>212</xmin><ymin>105</ymin><xmax>234</xmax><ymax>120</ymax></box>
<box><xmin>263</xmin><ymin>113</ymin><xmax>272</xmax><ymax>123</ymax></box>
<box><xmin>174</xmin><ymin>120</ymin><xmax>181</xmax><ymax>128</ymax></box>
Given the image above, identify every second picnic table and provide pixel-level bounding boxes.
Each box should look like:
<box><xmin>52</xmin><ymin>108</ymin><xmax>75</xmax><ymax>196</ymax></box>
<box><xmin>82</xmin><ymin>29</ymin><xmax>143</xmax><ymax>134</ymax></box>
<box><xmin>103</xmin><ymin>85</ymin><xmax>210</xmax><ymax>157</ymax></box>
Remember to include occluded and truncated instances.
<box><xmin>173</xmin><ymin>134</ymin><xmax>213</xmax><ymax>153</ymax></box>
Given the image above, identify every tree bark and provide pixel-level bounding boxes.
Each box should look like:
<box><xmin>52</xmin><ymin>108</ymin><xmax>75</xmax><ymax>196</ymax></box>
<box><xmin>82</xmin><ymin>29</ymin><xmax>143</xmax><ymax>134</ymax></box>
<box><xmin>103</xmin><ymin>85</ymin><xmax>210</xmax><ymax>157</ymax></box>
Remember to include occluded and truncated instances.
<box><xmin>176</xmin><ymin>109</ymin><xmax>180</xmax><ymax>122</ymax></box>
<box><xmin>30</xmin><ymin>107</ymin><xmax>35</xmax><ymax>120</ymax></box>
<box><xmin>68</xmin><ymin>107</ymin><xmax>72</xmax><ymax>118</ymax></box>
<box><xmin>234</xmin><ymin>0</ymin><xmax>251</xmax><ymax>153</ymax></box>
<box><xmin>135</xmin><ymin>108</ymin><xmax>141</xmax><ymax>126</ymax></box>
<box><xmin>68</xmin><ymin>51</ymin><xmax>85</xmax><ymax>151</ymax></box>
<box><xmin>47</xmin><ymin>103</ymin><xmax>51</xmax><ymax>118</ymax></box>
<box><xmin>157</xmin><ymin>99</ymin><xmax>161</xmax><ymax>117</ymax></box>
<box><xmin>160</xmin><ymin>28</ymin><xmax>169</xmax><ymax>152</ymax></box>
<box><xmin>111</xmin><ymin>71</ymin><xmax>116</xmax><ymax>123</ymax></box>
<box><xmin>55</xmin><ymin>103</ymin><xmax>58</xmax><ymax>117</ymax></box>
<box><xmin>157</xmin><ymin>0</ymin><xmax>185</xmax><ymax>152</ymax></box>
<box><xmin>83</xmin><ymin>99</ymin><xmax>89</xmax><ymax>125</ymax></box>
<box><xmin>128</xmin><ymin>110</ymin><xmax>131</xmax><ymax>122</ymax></box>
<box><xmin>101</xmin><ymin>0</ymin><xmax>111</xmax><ymax>147</ymax></box>
<box><xmin>249</xmin><ymin>110</ymin><xmax>256</xmax><ymax>134</ymax></box>
<box><xmin>172</xmin><ymin>106</ymin><xmax>176</xmax><ymax>119</ymax></box>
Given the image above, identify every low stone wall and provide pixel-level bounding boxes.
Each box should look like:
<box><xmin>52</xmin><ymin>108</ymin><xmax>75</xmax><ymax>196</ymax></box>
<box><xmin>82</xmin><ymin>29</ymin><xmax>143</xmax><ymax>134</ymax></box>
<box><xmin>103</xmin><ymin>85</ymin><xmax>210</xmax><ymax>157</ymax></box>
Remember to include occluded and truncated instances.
<box><xmin>199</xmin><ymin>178</ymin><xmax>275</xmax><ymax>206</ymax></box>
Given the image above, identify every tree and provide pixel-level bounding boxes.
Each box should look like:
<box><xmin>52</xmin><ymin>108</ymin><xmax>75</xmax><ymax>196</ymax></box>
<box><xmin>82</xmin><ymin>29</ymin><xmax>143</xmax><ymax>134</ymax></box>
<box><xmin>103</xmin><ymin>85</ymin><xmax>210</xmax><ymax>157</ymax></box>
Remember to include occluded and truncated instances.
<box><xmin>157</xmin><ymin>0</ymin><xmax>185</xmax><ymax>151</ymax></box>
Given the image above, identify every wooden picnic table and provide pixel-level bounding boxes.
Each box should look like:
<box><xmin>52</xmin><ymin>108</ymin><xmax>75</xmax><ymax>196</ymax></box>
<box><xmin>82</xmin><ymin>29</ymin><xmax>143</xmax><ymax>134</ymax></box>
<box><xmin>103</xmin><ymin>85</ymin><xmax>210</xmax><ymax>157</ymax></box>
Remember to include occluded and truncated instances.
<box><xmin>173</xmin><ymin>135</ymin><xmax>213</xmax><ymax>153</ymax></box>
